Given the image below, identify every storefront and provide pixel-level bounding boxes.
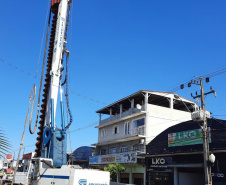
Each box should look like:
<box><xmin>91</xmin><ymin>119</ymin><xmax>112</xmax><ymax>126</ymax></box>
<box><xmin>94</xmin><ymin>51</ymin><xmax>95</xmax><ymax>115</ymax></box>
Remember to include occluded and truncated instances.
<box><xmin>146</xmin><ymin>157</ymin><xmax>173</xmax><ymax>185</ymax></box>
<box><xmin>89</xmin><ymin>152</ymin><xmax>145</xmax><ymax>185</ymax></box>
<box><xmin>146</xmin><ymin>118</ymin><xmax>226</xmax><ymax>185</ymax></box>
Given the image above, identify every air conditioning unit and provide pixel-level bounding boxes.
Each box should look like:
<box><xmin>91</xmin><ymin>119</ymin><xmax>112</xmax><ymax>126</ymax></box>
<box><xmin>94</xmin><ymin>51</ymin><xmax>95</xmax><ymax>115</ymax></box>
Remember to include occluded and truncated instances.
<box><xmin>191</xmin><ymin>110</ymin><xmax>210</xmax><ymax>122</ymax></box>
<box><xmin>139</xmin><ymin>139</ymin><xmax>145</xmax><ymax>144</ymax></box>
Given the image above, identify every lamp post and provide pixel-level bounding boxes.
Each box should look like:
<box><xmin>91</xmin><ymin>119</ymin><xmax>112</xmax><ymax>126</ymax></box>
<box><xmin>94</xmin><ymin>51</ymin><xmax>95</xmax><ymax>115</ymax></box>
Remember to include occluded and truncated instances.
<box><xmin>208</xmin><ymin>153</ymin><xmax>216</xmax><ymax>184</ymax></box>
<box><xmin>209</xmin><ymin>153</ymin><xmax>215</xmax><ymax>164</ymax></box>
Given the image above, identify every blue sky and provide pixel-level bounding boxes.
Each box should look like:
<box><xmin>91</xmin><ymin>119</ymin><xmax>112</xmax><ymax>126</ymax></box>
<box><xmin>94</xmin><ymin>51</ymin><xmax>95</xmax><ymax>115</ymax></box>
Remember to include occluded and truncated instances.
<box><xmin>0</xmin><ymin>0</ymin><xmax>226</xmax><ymax>157</ymax></box>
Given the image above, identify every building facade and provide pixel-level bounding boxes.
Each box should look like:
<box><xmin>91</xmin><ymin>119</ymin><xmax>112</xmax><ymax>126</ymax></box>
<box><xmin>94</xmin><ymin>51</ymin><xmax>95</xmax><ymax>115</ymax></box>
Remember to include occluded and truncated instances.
<box><xmin>90</xmin><ymin>90</ymin><xmax>196</xmax><ymax>185</ymax></box>
<box><xmin>145</xmin><ymin>118</ymin><xmax>226</xmax><ymax>185</ymax></box>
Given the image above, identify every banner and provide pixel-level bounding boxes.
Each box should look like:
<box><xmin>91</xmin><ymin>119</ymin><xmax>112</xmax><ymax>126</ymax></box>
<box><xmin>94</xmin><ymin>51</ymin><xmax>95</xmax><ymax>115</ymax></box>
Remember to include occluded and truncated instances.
<box><xmin>168</xmin><ymin>127</ymin><xmax>211</xmax><ymax>147</ymax></box>
<box><xmin>89</xmin><ymin>152</ymin><xmax>137</xmax><ymax>164</ymax></box>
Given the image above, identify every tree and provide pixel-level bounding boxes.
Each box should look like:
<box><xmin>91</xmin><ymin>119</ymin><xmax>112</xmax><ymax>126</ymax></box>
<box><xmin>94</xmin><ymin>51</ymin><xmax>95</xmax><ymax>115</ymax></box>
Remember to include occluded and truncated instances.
<box><xmin>0</xmin><ymin>129</ymin><xmax>11</xmax><ymax>158</ymax></box>
<box><xmin>104</xmin><ymin>163</ymin><xmax>126</xmax><ymax>182</ymax></box>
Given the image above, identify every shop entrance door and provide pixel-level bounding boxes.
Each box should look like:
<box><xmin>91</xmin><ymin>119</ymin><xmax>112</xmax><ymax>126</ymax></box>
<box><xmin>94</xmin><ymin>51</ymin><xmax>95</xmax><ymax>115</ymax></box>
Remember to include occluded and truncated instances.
<box><xmin>149</xmin><ymin>172</ymin><xmax>170</xmax><ymax>185</ymax></box>
<box><xmin>133</xmin><ymin>173</ymin><xmax>144</xmax><ymax>185</ymax></box>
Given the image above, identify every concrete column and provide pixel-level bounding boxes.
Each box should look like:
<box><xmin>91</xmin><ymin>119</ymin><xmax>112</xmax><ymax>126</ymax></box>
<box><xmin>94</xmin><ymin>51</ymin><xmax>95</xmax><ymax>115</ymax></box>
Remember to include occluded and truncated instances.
<box><xmin>170</xmin><ymin>98</ymin><xmax>174</xmax><ymax>109</ymax></box>
<box><xmin>145</xmin><ymin>93</ymin><xmax>148</xmax><ymax>111</ymax></box>
<box><xmin>174</xmin><ymin>167</ymin><xmax>179</xmax><ymax>185</ymax></box>
<box><xmin>131</xmin><ymin>99</ymin><xmax>134</xmax><ymax>114</ymax></box>
<box><xmin>99</xmin><ymin>113</ymin><xmax>102</xmax><ymax>124</ymax></box>
<box><xmin>110</xmin><ymin>108</ymin><xmax>112</xmax><ymax>120</ymax></box>
<box><xmin>129</xmin><ymin>170</ymin><xmax>133</xmax><ymax>184</ymax></box>
<box><xmin>120</xmin><ymin>104</ymin><xmax>122</xmax><ymax>118</ymax></box>
<box><xmin>143</xmin><ymin>171</ymin><xmax>146</xmax><ymax>185</ymax></box>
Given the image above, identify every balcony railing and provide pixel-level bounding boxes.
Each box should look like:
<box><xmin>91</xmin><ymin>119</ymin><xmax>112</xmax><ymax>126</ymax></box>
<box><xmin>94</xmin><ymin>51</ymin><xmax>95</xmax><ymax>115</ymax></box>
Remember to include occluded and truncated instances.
<box><xmin>96</xmin><ymin>146</ymin><xmax>146</xmax><ymax>156</ymax></box>
<box><xmin>131</xmin><ymin>125</ymin><xmax>145</xmax><ymax>136</ymax></box>
<box><xmin>98</xmin><ymin>126</ymin><xmax>146</xmax><ymax>144</ymax></box>
<box><xmin>100</xmin><ymin>106</ymin><xmax>145</xmax><ymax>126</ymax></box>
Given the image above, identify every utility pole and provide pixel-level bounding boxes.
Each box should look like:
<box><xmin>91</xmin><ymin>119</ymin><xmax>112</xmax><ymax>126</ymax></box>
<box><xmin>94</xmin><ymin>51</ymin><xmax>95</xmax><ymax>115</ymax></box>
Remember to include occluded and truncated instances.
<box><xmin>181</xmin><ymin>76</ymin><xmax>216</xmax><ymax>185</ymax></box>
<box><xmin>199</xmin><ymin>76</ymin><xmax>210</xmax><ymax>185</ymax></box>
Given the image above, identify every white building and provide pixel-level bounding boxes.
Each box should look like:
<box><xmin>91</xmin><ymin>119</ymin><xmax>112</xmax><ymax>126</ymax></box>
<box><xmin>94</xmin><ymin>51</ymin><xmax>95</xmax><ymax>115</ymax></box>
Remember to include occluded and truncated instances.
<box><xmin>90</xmin><ymin>90</ymin><xmax>196</xmax><ymax>185</ymax></box>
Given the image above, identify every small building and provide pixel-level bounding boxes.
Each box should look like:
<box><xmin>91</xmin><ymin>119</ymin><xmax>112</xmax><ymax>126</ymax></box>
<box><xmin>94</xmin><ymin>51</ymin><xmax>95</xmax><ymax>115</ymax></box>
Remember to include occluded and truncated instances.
<box><xmin>22</xmin><ymin>152</ymin><xmax>35</xmax><ymax>172</ymax></box>
<box><xmin>90</xmin><ymin>90</ymin><xmax>196</xmax><ymax>185</ymax></box>
<box><xmin>69</xmin><ymin>146</ymin><xmax>95</xmax><ymax>168</ymax></box>
<box><xmin>145</xmin><ymin>118</ymin><xmax>226</xmax><ymax>185</ymax></box>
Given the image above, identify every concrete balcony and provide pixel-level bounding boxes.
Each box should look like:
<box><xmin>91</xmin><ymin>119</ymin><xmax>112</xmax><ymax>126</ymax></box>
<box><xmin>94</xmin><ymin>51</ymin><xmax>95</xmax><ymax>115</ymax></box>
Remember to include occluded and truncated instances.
<box><xmin>97</xmin><ymin>106</ymin><xmax>146</xmax><ymax>129</ymax></box>
<box><xmin>93</xmin><ymin>126</ymin><xmax>146</xmax><ymax>146</ymax></box>
<box><xmin>131</xmin><ymin>125</ymin><xmax>145</xmax><ymax>136</ymax></box>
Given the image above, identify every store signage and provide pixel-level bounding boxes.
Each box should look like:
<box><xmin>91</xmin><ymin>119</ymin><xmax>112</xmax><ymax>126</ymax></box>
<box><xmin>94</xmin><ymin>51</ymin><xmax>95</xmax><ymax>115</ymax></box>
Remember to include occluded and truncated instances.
<box><xmin>23</xmin><ymin>153</ymin><xmax>33</xmax><ymax>160</ymax></box>
<box><xmin>6</xmin><ymin>154</ymin><xmax>12</xmax><ymax>160</ymax></box>
<box><xmin>89</xmin><ymin>152</ymin><xmax>137</xmax><ymax>164</ymax></box>
<box><xmin>149</xmin><ymin>157</ymin><xmax>172</xmax><ymax>168</ymax></box>
<box><xmin>168</xmin><ymin>128</ymin><xmax>211</xmax><ymax>147</ymax></box>
<box><xmin>212</xmin><ymin>173</ymin><xmax>224</xmax><ymax>178</ymax></box>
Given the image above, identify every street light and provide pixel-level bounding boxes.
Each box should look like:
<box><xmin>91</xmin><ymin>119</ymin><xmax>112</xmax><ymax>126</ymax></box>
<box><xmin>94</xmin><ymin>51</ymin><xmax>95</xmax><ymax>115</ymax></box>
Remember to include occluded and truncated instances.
<box><xmin>209</xmin><ymin>153</ymin><xmax>216</xmax><ymax>164</ymax></box>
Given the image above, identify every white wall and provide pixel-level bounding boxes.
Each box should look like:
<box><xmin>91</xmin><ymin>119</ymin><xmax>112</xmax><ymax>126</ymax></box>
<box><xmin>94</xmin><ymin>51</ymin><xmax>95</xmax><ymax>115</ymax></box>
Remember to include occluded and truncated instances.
<box><xmin>145</xmin><ymin>104</ymin><xmax>192</xmax><ymax>144</ymax></box>
<box><xmin>98</xmin><ymin>115</ymin><xmax>145</xmax><ymax>144</ymax></box>
<box><xmin>97</xmin><ymin>102</ymin><xmax>193</xmax><ymax>151</ymax></box>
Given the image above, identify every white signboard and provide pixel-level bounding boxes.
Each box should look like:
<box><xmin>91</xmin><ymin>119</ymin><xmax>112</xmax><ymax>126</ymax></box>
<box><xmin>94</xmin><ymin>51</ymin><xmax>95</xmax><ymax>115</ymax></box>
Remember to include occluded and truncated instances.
<box><xmin>89</xmin><ymin>152</ymin><xmax>137</xmax><ymax>164</ymax></box>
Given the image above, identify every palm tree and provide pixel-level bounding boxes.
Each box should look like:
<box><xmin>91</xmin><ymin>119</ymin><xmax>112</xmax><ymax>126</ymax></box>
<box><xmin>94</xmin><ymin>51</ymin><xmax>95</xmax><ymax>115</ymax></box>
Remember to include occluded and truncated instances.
<box><xmin>0</xmin><ymin>129</ymin><xmax>11</xmax><ymax>158</ymax></box>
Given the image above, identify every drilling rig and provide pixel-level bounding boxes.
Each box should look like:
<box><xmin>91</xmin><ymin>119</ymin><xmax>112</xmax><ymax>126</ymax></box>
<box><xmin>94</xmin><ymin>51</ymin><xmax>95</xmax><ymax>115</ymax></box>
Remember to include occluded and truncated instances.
<box><xmin>34</xmin><ymin>0</ymin><xmax>69</xmax><ymax>168</ymax></box>
<box><xmin>25</xmin><ymin>0</ymin><xmax>110</xmax><ymax>184</ymax></box>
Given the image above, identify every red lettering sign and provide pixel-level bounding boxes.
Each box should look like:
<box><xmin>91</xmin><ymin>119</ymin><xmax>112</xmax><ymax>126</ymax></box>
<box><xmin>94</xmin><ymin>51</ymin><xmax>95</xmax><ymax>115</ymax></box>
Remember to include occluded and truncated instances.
<box><xmin>23</xmin><ymin>153</ymin><xmax>32</xmax><ymax>160</ymax></box>
<box><xmin>102</xmin><ymin>157</ymin><xmax>115</xmax><ymax>162</ymax></box>
<box><xmin>6</xmin><ymin>154</ymin><xmax>12</xmax><ymax>160</ymax></box>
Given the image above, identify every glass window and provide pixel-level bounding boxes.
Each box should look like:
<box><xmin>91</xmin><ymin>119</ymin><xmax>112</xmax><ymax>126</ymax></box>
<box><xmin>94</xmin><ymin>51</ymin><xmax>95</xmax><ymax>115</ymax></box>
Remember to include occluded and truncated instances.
<box><xmin>101</xmin><ymin>129</ymin><xmax>106</xmax><ymax>137</ymax></box>
<box><xmin>42</xmin><ymin>161</ymin><xmax>52</xmax><ymax>169</ymax></box>
<box><xmin>133</xmin><ymin>118</ymin><xmax>145</xmax><ymax>128</ymax></box>
<box><xmin>133</xmin><ymin>144</ymin><xmax>143</xmax><ymax>153</ymax></box>
<box><xmin>110</xmin><ymin>148</ymin><xmax>117</xmax><ymax>154</ymax></box>
<box><xmin>124</xmin><ymin>122</ymin><xmax>130</xmax><ymax>135</ymax></box>
<box><xmin>101</xmin><ymin>149</ymin><xmax>106</xmax><ymax>155</ymax></box>
<box><xmin>121</xmin><ymin>146</ymin><xmax>128</xmax><ymax>153</ymax></box>
<box><xmin>113</xmin><ymin>125</ymin><xmax>119</xmax><ymax>134</ymax></box>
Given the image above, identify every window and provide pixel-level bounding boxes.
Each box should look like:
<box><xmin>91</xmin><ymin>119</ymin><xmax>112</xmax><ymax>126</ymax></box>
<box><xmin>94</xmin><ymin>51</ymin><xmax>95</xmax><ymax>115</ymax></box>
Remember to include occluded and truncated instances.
<box><xmin>133</xmin><ymin>144</ymin><xmax>144</xmax><ymax>153</ymax></box>
<box><xmin>121</xmin><ymin>146</ymin><xmax>128</xmax><ymax>153</ymax></box>
<box><xmin>133</xmin><ymin>144</ymin><xmax>141</xmax><ymax>152</ymax></box>
<box><xmin>42</xmin><ymin>160</ymin><xmax>52</xmax><ymax>169</ymax></box>
<box><xmin>101</xmin><ymin>149</ymin><xmax>106</xmax><ymax>155</ymax></box>
<box><xmin>124</xmin><ymin>122</ymin><xmax>130</xmax><ymax>135</ymax></box>
<box><xmin>133</xmin><ymin>118</ymin><xmax>145</xmax><ymax>128</ymax></box>
<box><xmin>132</xmin><ymin>118</ymin><xmax>145</xmax><ymax>135</ymax></box>
<box><xmin>101</xmin><ymin>129</ymin><xmax>106</xmax><ymax>137</ymax></box>
<box><xmin>113</xmin><ymin>125</ymin><xmax>119</xmax><ymax>134</ymax></box>
<box><xmin>110</xmin><ymin>148</ymin><xmax>117</xmax><ymax>154</ymax></box>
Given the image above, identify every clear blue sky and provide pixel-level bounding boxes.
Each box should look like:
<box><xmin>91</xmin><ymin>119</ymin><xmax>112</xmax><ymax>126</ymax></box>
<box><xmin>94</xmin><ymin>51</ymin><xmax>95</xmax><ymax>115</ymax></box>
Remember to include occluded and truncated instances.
<box><xmin>0</xmin><ymin>0</ymin><xmax>226</xmax><ymax>157</ymax></box>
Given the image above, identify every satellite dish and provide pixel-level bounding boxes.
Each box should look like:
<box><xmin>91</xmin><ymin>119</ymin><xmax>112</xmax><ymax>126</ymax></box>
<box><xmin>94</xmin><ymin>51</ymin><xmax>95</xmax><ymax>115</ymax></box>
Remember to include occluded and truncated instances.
<box><xmin>136</xmin><ymin>104</ymin><xmax>142</xmax><ymax>110</ymax></box>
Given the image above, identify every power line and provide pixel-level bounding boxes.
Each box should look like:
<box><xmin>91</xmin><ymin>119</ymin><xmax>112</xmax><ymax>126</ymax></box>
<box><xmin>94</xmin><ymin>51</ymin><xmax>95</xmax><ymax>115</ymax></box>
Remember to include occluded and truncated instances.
<box><xmin>1</xmin><ymin>56</ymin><xmax>226</xmax><ymax>109</ymax></box>
<box><xmin>0</xmin><ymin>57</ymin><xmax>107</xmax><ymax>105</ymax></box>
<box><xmin>67</xmin><ymin>121</ymin><xmax>98</xmax><ymax>134</ymax></box>
<box><xmin>0</xmin><ymin>58</ymin><xmax>36</xmax><ymax>78</ymax></box>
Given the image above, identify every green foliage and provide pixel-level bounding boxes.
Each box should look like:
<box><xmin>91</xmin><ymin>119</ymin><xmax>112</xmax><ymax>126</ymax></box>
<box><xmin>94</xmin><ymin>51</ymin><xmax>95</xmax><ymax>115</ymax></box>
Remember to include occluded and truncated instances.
<box><xmin>104</xmin><ymin>163</ymin><xmax>126</xmax><ymax>182</ymax></box>
<box><xmin>0</xmin><ymin>129</ymin><xmax>11</xmax><ymax>158</ymax></box>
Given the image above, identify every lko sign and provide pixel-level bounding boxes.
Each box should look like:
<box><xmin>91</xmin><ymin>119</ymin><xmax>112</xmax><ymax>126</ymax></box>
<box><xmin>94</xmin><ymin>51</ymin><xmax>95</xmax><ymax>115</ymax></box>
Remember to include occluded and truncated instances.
<box><xmin>168</xmin><ymin>128</ymin><xmax>211</xmax><ymax>147</ymax></box>
<box><xmin>148</xmin><ymin>157</ymin><xmax>172</xmax><ymax>168</ymax></box>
